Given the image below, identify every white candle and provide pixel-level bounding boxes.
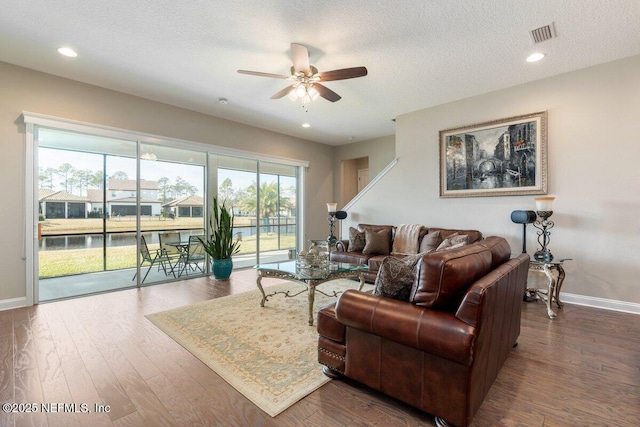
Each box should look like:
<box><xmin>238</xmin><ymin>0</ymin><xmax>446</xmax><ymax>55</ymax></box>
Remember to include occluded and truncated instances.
<box><xmin>327</xmin><ymin>202</ymin><xmax>337</xmax><ymax>213</ymax></box>
<box><xmin>534</xmin><ymin>196</ymin><xmax>555</xmax><ymax>212</ymax></box>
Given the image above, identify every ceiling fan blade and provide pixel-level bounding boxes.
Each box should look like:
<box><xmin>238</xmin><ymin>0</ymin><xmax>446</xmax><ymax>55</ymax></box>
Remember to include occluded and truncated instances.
<box><xmin>314</xmin><ymin>83</ymin><xmax>342</xmax><ymax>102</ymax></box>
<box><xmin>238</xmin><ymin>70</ymin><xmax>288</xmax><ymax>79</ymax></box>
<box><xmin>291</xmin><ymin>43</ymin><xmax>310</xmax><ymax>74</ymax></box>
<box><xmin>317</xmin><ymin>66</ymin><xmax>368</xmax><ymax>81</ymax></box>
<box><xmin>270</xmin><ymin>84</ymin><xmax>296</xmax><ymax>99</ymax></box>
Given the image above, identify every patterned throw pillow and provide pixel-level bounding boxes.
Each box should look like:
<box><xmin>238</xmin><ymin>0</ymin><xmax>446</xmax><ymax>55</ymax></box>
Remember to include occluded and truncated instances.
<box><xmin>419</xmin><ymin>231</ymin><xmax>442</xmax><ymax>253</ymax></box>
<box><xmin>363</xmin><ymin>228</ymin><xmax>390</xmax><ymax>255</ymax></box>
<box><xmin>436</xmin><ymin>233</ymin><xmax>469</xmax><ymax>251</ymax></box>
<box><xmin>347</xmin><ymin>227</ymin><xmax>366</xmax><ymax>252</ymax></box>
<box><xmin>373</xmin><ymin>257</ymin><xmax>416</xmax><ymax>301</ymax></box>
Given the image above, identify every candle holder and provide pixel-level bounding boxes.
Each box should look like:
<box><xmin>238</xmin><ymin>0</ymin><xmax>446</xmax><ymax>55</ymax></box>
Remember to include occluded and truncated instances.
<box><xmin>533</xmin><ymin>210</ymin><xmax>554</xmax><ymax>261</ymax></box>
<box><xmin>532</xmin><ymin>196</ymin><xmax>555</xmax><ymax>262</ymax></box>
<box><xmin>327</xmin><ymin>212</ymin><xmax>338</xmax><ymax>245</ymax></box>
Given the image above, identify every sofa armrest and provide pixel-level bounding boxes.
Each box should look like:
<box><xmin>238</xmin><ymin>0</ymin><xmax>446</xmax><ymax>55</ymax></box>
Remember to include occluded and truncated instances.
<box><xmin>335</xmin><ymin>290</ymin><xmax>476</xmax><ymax>365</ymax></box>
<box><xmin>335</xmin><ymin>239</ymin><xmax>349</xmax><ymax>252</ymax></box>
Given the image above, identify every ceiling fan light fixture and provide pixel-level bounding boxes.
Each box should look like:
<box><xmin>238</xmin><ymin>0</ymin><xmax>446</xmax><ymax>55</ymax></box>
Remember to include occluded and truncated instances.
<box><xmin>296</xmin><ymin>84</ymin><xmax>307</xmax><ymax>97</ymax></box>
<box><xmin>308</xmin><ymin>86</ymin><xmax>319</xmax><ymax>100</ymax></box>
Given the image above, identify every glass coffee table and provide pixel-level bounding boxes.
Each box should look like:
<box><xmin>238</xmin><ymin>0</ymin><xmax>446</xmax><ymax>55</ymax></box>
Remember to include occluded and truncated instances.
<box><xmin>254</xmin><ymin>260</ymin><xmax>368</xmax><ymax>326</ymax></box>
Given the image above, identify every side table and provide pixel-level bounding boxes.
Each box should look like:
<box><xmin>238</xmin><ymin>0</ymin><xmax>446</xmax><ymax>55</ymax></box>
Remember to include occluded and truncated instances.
<box><xmin>526</xmin><ymin>258</ymin><xmax>571</xmax><ymax>319</ymax></box>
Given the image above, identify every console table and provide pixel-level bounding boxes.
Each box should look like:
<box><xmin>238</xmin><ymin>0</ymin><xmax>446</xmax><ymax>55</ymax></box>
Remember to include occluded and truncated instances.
<box><xmin>526</xmin><ymin>258</ymin><xmax>571</xmax><ymax>319</ymax></box>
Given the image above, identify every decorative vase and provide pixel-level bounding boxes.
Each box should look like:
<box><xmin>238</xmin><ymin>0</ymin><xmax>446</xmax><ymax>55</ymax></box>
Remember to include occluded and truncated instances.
<box><xmin>212</xmin><ymin>258</ymin><xmax>233</xmax><ymax>280</ymax></box>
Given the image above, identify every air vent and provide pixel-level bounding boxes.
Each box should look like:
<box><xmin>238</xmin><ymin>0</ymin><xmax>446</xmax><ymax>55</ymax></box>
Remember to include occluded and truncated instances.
<box><xmin>530</xmin><ymin>23</ymin><xmax>556</xmax><ymax>44</ymax></box>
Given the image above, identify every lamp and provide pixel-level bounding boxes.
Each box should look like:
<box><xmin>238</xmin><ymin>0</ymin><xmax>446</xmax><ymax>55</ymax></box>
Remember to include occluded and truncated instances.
<box><xmin>510</xmin><ymin>210</ymin><xmax>537</xmax><ymax>253</ymax></box>
<box><xmin>532</xmin><ymin>196</ymin><xmax>555</xmax><ymax>262</ymax></box>
<box><xmin>326</xmin><ymin>203</ymin><xmax>346</xmax><ymax>245</ymax></box>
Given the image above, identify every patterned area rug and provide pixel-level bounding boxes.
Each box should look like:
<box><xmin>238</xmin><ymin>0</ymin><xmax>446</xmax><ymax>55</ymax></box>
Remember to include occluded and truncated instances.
<box><xmin>146</xmin><ymin>278</ymin><xmax>369</xmax><ymax>417</ymax></box>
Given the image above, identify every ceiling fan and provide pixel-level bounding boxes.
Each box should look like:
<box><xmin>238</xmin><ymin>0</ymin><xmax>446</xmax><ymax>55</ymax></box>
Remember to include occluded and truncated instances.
<box><xmin>238</xmin><ymin>43</ymin><xmax>367</xmax><ymax>108</ymax></box>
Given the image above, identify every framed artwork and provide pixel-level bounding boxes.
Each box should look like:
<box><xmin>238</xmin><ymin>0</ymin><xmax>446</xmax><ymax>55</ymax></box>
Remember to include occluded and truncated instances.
<box><xmin>439</xmin><ymin>111</ymin><xmax>547</xmax><ymax>198</ymax></box>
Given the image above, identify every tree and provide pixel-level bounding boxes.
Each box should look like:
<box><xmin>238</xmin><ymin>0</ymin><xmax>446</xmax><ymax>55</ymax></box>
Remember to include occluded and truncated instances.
<box><xmin>237</xmin><ymin>181</ymin><xmax>293</xmax><ymax>218</ymax></box>
<box><xmin>90</xmin><ymin>170</ymin><xmax>104</xmax><ymax>189</ymax></box>
<box><xmin>172</xmin><ymin>176</ymin><xmax>197</xmax><ymax>198</ymax></box>
<box><xmin>218</xmin><ymin>178</ymin><xmax>235</xmax><ymax>204</ymax></box>
<box><xmin>109</xmin><ymin>171</ymin><xmax>129</xmax><ymax>180</ymax></box>
<box><xmin>157</xmin><ymin>177</ymin><xmax>170</xmax><ymax>203</ymax></box>
<box><xmin>71</xmin><ymin>169</ymin><xmax>93</xmax><ymax>195</ymax></box>
<box><xmin>39</xmin><ymin>167</ymin><xmax>56</xmax><ymax>189</ymax></box>
<box><xmin>57</xmin><ymin>163</ymin><xmax>75</xmax><ymax>193</ymax></box>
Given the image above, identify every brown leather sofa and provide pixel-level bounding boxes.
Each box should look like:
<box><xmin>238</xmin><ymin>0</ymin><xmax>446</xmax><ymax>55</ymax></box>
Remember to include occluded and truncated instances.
<box><xmin>330</xmin><ymin>224</ymin><xmax>483</xmax><ymax>282</ymax></box>
<box><xmin>318</xmin><ymin>236</ymin><xmax>530</xmax><ymax>427</ymax></box>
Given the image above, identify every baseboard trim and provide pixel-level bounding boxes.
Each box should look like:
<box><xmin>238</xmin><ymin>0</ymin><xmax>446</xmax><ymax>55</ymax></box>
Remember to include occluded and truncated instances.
<box><xmin>0</xmin><ymin>297</ymin><xmax>29</xmax><ymax>312</ymax></box>
<box><xmin>561</xmin><ymin>292</ymin><xmax>640</xmax><ymax>315</ymax></box>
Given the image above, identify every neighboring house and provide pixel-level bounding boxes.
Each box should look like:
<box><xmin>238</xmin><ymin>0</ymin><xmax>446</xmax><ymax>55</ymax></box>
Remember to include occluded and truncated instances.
<box><xmin>41</xmin><ymin>179</ymin><xmax>162</xmax><ymax>219</ymax></box>
<box><xmin>162</xmin><ymin>195</ymin><xmax>204</xmax><ymax>218</ymax></box>
<box><xmin>38</xmin><ymin>189</ymin><xmax>90</xmax><ymax>219</ymax></box>
<box><xmin>107</xmin><ymin>179</ymin><xmax>161</xmax><ymax>216</ymax></box>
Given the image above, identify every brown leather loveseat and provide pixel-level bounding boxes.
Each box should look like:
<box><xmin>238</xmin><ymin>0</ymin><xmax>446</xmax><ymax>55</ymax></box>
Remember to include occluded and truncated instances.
<box><xmin>318</xmin><ymin>236</ymin><xmax>530</xmax><ymax>427</ymax></box>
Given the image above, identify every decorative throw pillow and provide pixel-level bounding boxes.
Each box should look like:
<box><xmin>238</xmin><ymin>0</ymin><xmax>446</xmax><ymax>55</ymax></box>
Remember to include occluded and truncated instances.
<box><xmin>373</xmin><ymin>257</ymin><xmax>415</xmax><ymax>301</ymax></box>
<box><xmin>347</xmin><ymin>227</ymin><xmax>366</xmax><ymax>252</ymax></box>
<box><xmin>436</xmin><ymin>233</ymin><xmax>469</xmax><ymax>251</ymax></box>
<box><xmin>419</xmin><ymin>231</ymin><xmax>442</xmax><ymax>253</ymax></box>
<box><xmin>363</xmin><ymin>228</ymin><xmax>390</xmax><ymax>255</ymax></box>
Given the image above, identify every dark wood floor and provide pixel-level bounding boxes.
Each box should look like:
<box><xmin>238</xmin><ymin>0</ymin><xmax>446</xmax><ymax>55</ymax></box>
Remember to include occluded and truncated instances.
<box><xmin>1</xmin><ymin>269</ymin><xmax>638</xmax><ymax>426</ymax></box>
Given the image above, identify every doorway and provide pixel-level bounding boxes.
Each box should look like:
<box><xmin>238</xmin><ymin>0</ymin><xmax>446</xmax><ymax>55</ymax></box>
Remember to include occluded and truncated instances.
<box><xmin>341</xmin><ymin>156</ymin><xmax>369</xmax><ymax>206</ymax></box>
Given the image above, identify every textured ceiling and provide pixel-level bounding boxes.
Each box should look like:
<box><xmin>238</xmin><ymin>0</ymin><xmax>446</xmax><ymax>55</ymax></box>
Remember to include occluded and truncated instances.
<box><xmin>1</xmin><ymin>0</ymin><xmax>639</xmax><ymax>145</ymax></box>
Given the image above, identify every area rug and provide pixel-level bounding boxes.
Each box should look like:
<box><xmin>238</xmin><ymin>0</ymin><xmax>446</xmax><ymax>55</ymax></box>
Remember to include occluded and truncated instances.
<box><xmin>146</xmin><ymin>278</ymin><xmax>370</xmax><ymax>417</ymax></box>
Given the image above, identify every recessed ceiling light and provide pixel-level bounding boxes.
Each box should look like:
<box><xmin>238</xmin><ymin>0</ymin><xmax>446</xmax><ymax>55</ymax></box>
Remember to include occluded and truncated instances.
<box><xmin>526</xmin><ymin>52</ymin><xmax>545</xmax><ymax>63</ymax></box>
<box><xmin>57</xmin><ymin>47</ymin><xmax>78</xmax><ymax>57</ymax></box>
<box><xmin>302</xmin><ymin>123</ymin><xmax>311</xmax><ymax>128</ymax></box>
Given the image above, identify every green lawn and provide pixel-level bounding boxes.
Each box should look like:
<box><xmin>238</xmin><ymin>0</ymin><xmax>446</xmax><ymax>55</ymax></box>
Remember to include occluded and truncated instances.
<box><xmin>39</xmin><ymin>233</ymin><xmax>295</xmax><ymax>278</ymax></box>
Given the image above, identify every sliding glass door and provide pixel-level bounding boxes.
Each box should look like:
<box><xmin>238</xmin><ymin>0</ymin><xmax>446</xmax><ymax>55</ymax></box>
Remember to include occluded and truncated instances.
<box><xmin>258</xmin><ymin>162</ymin><xmax>297</xmax><ymax>264</ymax></box>
<box><xmin>37</xmin><ymin>129</ymin><xmax>139</xmax><ymax>300</ymax></box>
<box><xmin>215</xmin><ymin>156</ymin><xmax>298</xmax><ymax>267</ymax></box>
<box><xmin>28</xmin><ymin>114</ymin><xmax>304</xmax><ymax>303</ymax></box>
<box><xmin>139</xmin><ymin>143</ymin><xmax>206</xmax><ymax>284</ymax></box>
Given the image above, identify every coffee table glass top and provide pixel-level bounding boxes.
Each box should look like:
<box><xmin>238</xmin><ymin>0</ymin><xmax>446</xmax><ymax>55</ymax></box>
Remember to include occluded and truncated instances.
<box><xmin>254</xmin><ymin>260</ymin><xmax>367</xmax><ymax>281</ymax></box>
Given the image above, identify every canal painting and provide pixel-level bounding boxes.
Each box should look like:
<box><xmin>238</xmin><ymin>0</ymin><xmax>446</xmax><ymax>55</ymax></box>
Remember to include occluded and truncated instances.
<box><xmin>439</xmin><ymin>112</ymin><xmax>547</xmax><ymax>198</ymax></box>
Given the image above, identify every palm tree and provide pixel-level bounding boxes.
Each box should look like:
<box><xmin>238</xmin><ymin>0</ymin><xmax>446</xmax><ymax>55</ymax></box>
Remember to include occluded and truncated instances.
<box><xmin>237</xmin><ymin>181</ymin><xmax>294</xmax><ymax>233</ymax></box>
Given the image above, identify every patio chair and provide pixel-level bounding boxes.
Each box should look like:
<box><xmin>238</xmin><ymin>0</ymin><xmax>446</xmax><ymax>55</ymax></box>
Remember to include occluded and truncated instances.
<box><xmin>176</xmin><ymin>235</ymin><xmax>207</xmax><ymax>277</ymax></box>
<box><xmin>133</xmin><ymin>235</ymin><xmax>176</xmax><ymax>283</ymax></box>
<box><xmin>159</xmin><ymin>231</ymin><xmax>182</xmax><ymax>256</ymax></box>
<box><xmin>159</xmin><ymin>231</ymin><xmax>182</xmax><ymax>270</ymax></box>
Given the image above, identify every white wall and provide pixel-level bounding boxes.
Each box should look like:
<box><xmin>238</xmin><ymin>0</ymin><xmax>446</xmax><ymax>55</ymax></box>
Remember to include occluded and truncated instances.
<box><xmin>342</xmin><ymin>55</ymin><xmax>640</xmax><ymax>305</ymax></box>
<box><xmin>333</xmin><ymin>134</ymin><xmax>396</xmax><ymax>206</ymax></box>
<box><xmin>0</xmin><ymin>61</ymin><xmax>334</xmax><ymax>303</ymax></box>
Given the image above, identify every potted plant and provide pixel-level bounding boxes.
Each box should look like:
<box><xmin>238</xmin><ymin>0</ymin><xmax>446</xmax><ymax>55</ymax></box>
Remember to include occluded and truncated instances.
<box><xmin>199</xmin><ymin>197</ymin><xmax>241</xmax><ymax>279</ymax></box>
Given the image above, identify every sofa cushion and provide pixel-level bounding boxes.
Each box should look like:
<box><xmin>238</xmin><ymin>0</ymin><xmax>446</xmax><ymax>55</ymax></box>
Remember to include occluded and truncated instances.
<box><xmin>436</xmin><ymin>233</ymin><xmax>469</xmax><ymax>251</ymax></box>
<box><xmin>373</xmin><ymin>253</ymin><xmax>425</xmax><ymax>301</ymax></box>
<box><xmin>373</xmin><ymin>259</ymin><xmax>411</xmax><ymax>301</ymax></box>
<box><xmin>347</xmin><ymin>227</ymin><xmax>366</xmax><ymax>252</ymax></box>
<box><xmin>411</xmin><ymin>243</ymin><xmax>493</xmax><ymax>311</ymax></box>
<box><xmin>363</xmin><ymin>228</ymin><xmax>391</xmax><ymax>255</ymax></box>
<box><xmin>429</xmin><ymin>228</ymin><xmax>483</xmax><ymax>244</ymax></box>
<box><xmin>419</xmin><ymin>230</ymin><xmax>442</xmax><ymax>252</ymax></box>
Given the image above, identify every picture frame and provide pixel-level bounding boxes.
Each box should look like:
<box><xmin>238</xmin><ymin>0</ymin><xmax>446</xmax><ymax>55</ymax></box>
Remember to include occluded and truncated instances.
<box><xmin>439</xmin><ymin>111</ymin><xmax>547</xmax><ymax>198</ymax></box>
